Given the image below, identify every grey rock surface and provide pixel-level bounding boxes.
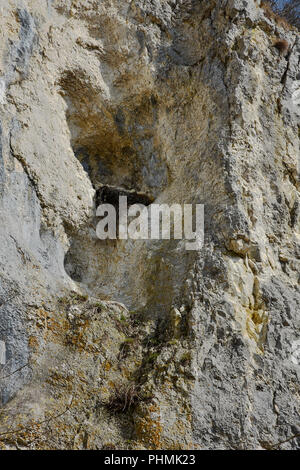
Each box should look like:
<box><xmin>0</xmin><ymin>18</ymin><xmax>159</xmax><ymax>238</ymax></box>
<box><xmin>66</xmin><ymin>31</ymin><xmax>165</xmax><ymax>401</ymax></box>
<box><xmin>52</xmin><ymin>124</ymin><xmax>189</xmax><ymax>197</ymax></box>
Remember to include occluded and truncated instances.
<box><xmin>0</xmin><ymin>0</ymin><xmax>299</xmax><ymax>449</ymax></box>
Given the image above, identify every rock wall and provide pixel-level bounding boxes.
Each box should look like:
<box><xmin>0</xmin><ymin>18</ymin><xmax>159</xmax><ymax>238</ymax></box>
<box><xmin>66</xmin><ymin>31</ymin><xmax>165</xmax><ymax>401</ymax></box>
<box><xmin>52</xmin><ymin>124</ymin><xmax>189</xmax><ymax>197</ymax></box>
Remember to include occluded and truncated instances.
<box><xmin>0</xmin><ymin>0</ymin><xmax>299</xmax><ymax>449</ymax></box>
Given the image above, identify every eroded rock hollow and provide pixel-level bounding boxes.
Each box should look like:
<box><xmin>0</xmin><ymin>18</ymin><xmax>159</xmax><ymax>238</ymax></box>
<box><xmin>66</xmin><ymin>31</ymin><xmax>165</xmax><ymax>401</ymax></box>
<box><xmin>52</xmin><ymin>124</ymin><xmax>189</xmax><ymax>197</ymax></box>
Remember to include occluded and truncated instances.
<box><xmin>0</xmin><ymin>0</ymin><xmax>299</xmax><ymax>449</ymax></box>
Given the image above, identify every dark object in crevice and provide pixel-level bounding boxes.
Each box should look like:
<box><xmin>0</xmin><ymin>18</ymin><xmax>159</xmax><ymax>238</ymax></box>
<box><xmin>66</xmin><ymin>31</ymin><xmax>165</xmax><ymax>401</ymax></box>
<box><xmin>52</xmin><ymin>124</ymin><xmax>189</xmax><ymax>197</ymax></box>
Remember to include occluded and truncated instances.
<box><xmin>95</xmin><ymin>185</ymin><xmax>154</xmax><ymax>209</ymax></box>
<box><xmin>102</xmin><ymin>383</ymin><xmax>142</xmax><ymax>414</ymax></box>
<box><xmin>273</xmin><ymin>38</ymin><xmax>289</xmax><ymax>54</ymax></box>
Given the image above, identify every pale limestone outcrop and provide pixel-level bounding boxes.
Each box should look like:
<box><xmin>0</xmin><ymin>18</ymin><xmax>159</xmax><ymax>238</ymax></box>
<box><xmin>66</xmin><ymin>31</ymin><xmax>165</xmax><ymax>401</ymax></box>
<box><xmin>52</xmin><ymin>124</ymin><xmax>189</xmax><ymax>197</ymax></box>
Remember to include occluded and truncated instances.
<box><xmin>0</xmin><ymin>0</ymin><xmax>299</xmax><ymax>449</ymax></box>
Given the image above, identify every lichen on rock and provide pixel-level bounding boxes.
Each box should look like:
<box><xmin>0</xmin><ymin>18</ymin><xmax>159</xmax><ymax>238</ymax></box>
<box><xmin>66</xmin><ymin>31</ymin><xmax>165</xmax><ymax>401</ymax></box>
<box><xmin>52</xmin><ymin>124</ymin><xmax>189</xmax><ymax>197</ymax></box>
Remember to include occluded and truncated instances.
<box><xmin>0</xmin><ymin>0</ymin><xmax>299</xmax><ymax>450</ymax></box>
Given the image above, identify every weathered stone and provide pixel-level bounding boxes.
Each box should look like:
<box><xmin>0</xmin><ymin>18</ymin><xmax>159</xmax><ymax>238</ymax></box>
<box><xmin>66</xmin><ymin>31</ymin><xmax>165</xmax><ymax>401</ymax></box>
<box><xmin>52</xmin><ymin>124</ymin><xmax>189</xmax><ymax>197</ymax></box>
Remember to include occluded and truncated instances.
<box><xmin>0</xmin><ymin>0</ymin><xmax>299</xmax><ymax>450</ymax></box>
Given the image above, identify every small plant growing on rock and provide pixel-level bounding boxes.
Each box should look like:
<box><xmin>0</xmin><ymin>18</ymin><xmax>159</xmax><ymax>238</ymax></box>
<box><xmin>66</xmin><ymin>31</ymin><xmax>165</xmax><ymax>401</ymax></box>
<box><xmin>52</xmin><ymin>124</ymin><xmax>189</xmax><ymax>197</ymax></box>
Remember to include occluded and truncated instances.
<box><xmin>180</xmin><ymin>351</ymin><xmax>191</xmax><ymax>366</ymax></box>
<box><xmin>105</xmin><ymin>383</ymin><xmax>142</xmax><ymax>413</ymax></box>
<box><xmin>118</xmin><ymin>337</ymin><xmax>137</xmax><ymax>360</ymax></box>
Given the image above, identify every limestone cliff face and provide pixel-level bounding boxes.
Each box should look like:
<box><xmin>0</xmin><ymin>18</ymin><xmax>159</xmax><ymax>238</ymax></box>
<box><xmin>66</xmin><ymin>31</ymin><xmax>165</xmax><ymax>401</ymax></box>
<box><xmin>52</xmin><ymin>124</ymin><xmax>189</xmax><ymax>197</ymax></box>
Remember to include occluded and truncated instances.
<box><xmin>0</xmin><ymin>0</ymin><xmax>299</xmax><ymax>450</ymax></box>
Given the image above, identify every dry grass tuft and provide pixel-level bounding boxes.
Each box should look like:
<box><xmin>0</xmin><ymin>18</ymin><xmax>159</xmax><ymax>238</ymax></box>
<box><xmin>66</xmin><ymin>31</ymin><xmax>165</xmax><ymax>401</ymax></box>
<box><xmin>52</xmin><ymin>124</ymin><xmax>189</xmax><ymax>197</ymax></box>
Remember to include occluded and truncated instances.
<box><xmin>105</xmin><ymin>383</ymin><xmax>142</xmax><ymax>413</ymax></box>
<box><xmin>273</xmin><ymin>38</ymin><xmax>289</xmax><ymax>54</ymax></box>
<box><xmin>261</xmin><ymin>1</ymin><xmax>299</xmax><ymax>30</ymax></box>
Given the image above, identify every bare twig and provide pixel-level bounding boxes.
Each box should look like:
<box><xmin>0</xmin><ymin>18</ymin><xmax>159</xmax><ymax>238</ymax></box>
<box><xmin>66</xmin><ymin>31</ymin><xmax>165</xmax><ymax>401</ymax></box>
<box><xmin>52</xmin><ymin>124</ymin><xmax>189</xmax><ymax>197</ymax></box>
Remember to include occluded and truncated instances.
<box><xmin>270</xmin><ymin>432</ymin><xmax>300</xmax><ymax>449</ymax></box>
<box><xmin>0</xmin><ymin>362</ymin><xmax>30</xmax><ymax>381</ymax></box>
<box><xmin>0</xmin><ymin>397</ymin><xmax>74</xmax><ymax>440</ymax></box>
